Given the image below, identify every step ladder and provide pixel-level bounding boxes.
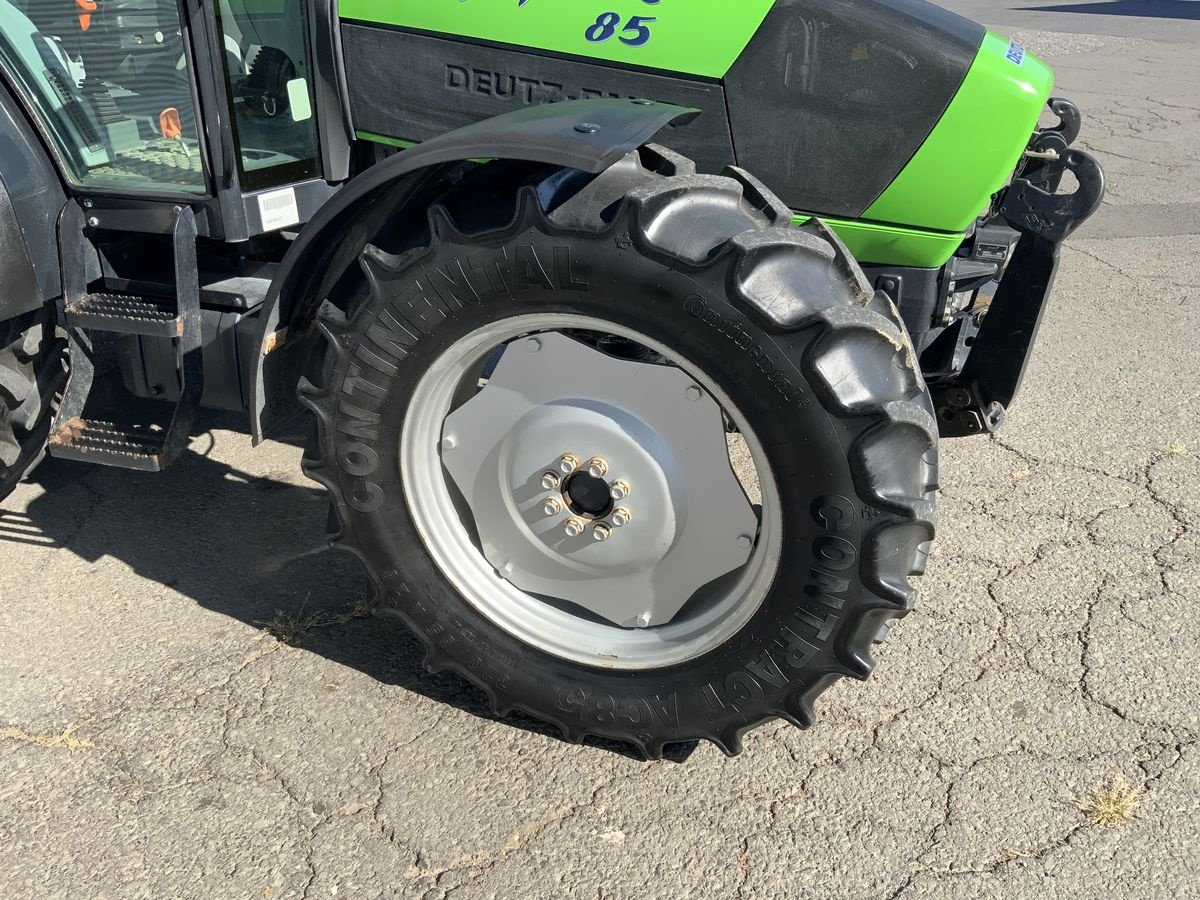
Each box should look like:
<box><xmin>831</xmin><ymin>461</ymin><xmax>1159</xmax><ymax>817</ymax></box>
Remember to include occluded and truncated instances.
<box><xmin>47</xmin><ymin>202</ymin><xmax>203</xmax><ymax>472</ymax></box>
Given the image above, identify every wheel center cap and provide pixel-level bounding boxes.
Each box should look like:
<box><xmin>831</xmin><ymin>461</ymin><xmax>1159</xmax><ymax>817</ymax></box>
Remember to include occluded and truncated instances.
<box><xmin>563</xmin><ymin>471</ymin><xmax>613</xmax><ymax>519</ymax></box>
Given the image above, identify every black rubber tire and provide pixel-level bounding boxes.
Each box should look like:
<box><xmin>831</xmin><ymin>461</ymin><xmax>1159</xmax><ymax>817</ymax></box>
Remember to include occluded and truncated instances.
<box><xmin>0</xmin><ymin>308</ymin><xmax>65</xmax><ymax>503</ymax></box>
<box><xmin>302</xmin><ymin>148</ymin><xmax>938</xmax><ymax>757</ymax></box>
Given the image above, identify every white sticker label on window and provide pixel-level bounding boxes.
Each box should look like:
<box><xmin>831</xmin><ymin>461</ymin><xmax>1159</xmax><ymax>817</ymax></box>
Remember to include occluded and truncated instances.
<box><xmin>258</xmin><ymin>187</ymin><xmax>300</xmax><ymax>232</ymax></box>
<box><xmin>287</xmin><ymin>78</ymin><xmax>313</xmax><ymax>123</ymax></box>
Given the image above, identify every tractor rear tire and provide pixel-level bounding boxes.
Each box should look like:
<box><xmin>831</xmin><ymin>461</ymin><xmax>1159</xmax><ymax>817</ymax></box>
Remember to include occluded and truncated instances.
<box><xmin>0</xmin><ymin>308</ymin><xmax>64</xmax><ymax>502</ymax></box>
<box><xmin>302</xmin><ymin>148</ymin><xmax>938</xmax><ymax>757</ymax></box>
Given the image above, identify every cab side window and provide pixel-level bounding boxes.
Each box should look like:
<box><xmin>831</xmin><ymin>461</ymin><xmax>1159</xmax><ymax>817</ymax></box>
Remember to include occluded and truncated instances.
<box><xmin>215</xmin><ymin>0</ymin><xmax>320</xmax><ymax>190</ymax></box>
<box><xmin>0</xmin><ymin>0</ymin><xmax>207</xmax><ymax>194</ymax></box>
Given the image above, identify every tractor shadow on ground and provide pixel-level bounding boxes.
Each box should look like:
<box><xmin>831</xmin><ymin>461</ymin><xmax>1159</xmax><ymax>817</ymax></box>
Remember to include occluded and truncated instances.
<box><xmin>0</xmin><ymin>410</ymin><xmax>695</xmax><ymax>763</ymax></box>
<box><xmin>1026</xmin><ymin>1</ymin><xmax>1200</xmax><ymax>21</ymax></box>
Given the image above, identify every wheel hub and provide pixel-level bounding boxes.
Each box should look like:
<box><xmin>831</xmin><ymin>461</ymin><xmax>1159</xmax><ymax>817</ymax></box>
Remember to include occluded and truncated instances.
<box><xmin>562</xmin><ymin>470</ymin><xmax>613</xmax><ymax>519</ymax></box>
<box><xmin>440</xmin><ymin>331</ymin><xmax>758</xmax><ymax>629</ymax></box>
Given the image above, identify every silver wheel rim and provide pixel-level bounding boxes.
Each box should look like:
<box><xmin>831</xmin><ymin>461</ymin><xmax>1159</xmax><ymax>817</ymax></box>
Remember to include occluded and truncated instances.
<box><xmin>400</xmin><ymin>314</ymin><xmax>783</xmax><ymax>670</ymax></box>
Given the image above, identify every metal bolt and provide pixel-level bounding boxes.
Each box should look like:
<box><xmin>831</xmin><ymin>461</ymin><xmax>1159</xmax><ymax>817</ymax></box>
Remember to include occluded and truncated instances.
<box><xmin>559</xmin><ymin>453</ymin><xmax>580</xmax><ymax>474</ymax></box>
<box><xmin>635</xmin><ymin>614</ymin><xmax>651</xmax><ymax>628</ymax></box>
<box><xmin>82</xmin><ymin>198</ymin><xmax>94</xmax><ymax>208</ymax></box>
<box><xmin>543</xmin><ymin>498</ymin><xmax>563</xmax><ymax>516</ymax></box>
<box><xmin>609</xmin><ymin>481</ymin><xmax>631</xmax><ymax>501</ymax></box>
<box><xmin>564</xmin><ymin>518</ymin><xmax>586</xmax><ymax>538</ymax></box>
<box><xmin>574</xmin><ymin>122</ymin><xmax>601</xmax><ymax>134</ymax></box>
<box><xmin>87</xmin><ymin>216</ymin><xmax>99</xmax><ymax>228</ymax></box>
<box><xmin>592</xmin><ymin>523</ymin><xmax>613</xmax><ymax>543</ymax></box>
<box><xmin>172</xmin><ymin>205</ymin><xmax>183</xmax><ymax>215</ymax></box>
<box><xmin>441</xmin><ymin>436</ymin><xmax>457</xmax><ymax>452</ymax></box>
<box><xmin>946</xmin><ymin>388</ymin><xmax>972</xmax><ymax>408</ymax></box>
<box><xmin>586</xmin><ymin>457</ymin><xmax>609</xmax><ymax>478</ymax></box>
<box><xmin>736</xmin><ymin>535</ymin><xmax>754</xmax><ymax>549</ymax></box>
<box><xmin>541</xmin><ymin>471</ymin><xmax>561</xmax><ymax>491</ymax></box>
<box><xmin>686</xmin><ymin>386</ymin><xmax>702</xmax><ymax>401</ymax></box>
<box><xmin>526</xmin><ymin>338</ymin><xmax>542</xmax><ymax>352</ymax></box>
<box><xmin>611</xmin><ymin>508</ymin><xmax>632</xmax><ymax>528</ymax></box>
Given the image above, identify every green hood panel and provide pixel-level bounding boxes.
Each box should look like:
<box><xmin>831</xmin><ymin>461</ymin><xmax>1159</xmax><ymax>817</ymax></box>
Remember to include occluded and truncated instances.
<box><xmin>864</xmin><ymin>32</ymin><xmax>1055</xmax><ymax>233</ymax></box>
<box><xmin>338</xmin><ymin>0</ymin><xmax>775</xmax><ymax>78</ymax></box>
<box><xmin>802</xmin><ymin>217</ymin><xmax>967</xmax><ymax>269</ymax></box>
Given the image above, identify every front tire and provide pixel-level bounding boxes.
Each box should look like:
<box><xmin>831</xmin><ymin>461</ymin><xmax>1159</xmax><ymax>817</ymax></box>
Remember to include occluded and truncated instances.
<box><xmin>302</xmin><ymin>148</ymin><xmax>938</xmax><ymax>757</ymax></box>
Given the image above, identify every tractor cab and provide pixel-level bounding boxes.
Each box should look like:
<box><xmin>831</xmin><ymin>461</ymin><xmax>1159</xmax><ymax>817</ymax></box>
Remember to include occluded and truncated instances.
<box><xmin>0</xmin><ymin>0</ymin><xmax>352</xmax><ymax>469</ymax></box>
<box><xmin>0</xmin><ymin>0</ymin><xmax>344</xmax><ymax>236</ymax></box>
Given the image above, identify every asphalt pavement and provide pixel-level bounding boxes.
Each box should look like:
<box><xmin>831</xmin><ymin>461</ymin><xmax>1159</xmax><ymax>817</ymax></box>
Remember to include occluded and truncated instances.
<box><xmin>2</xmin><ymin>2</ymin><xmax>1198</xmax><ymax>897</ymax></box>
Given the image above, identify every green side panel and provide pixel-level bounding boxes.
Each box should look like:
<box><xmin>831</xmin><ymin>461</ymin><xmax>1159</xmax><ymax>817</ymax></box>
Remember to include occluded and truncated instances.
<box><xmin>357</xmin><ymin>130</ymin><xmax>416</xmax><ymax>149</ymax></box>
<box><xmin>864</xmin><ymin>32</ymin><xmax>1054</xmax><ymax>234</ymax></box>
<box><xmin>337</xmin><ymin>0</ymin><xmax>775</xmax><ymax>78</ymax></box>
<box><xmin>796</xmin><ymin>216</ymin><xmax>965</xmax><ymax>269</ymax></box>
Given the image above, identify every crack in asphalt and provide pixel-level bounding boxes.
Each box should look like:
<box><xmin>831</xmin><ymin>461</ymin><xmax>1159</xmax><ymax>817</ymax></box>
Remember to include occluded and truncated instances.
<box><xmin>409</xmin><ymin>765</ymin><xmax>656</xmax><ymax>900</ymax></box>
<box><xmin>870</xmin><ymin>442</ymin><xmax>1198</xmax><ymax>899</ymax></box>
<box><xmin>883</xmin><ymin>739</ymin><xmax>1199</xmax><ymax>900</ymax></box>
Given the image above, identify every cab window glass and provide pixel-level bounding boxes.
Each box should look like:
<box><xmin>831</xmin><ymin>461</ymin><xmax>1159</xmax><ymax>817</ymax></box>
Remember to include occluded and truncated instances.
<box><xmin>215</xmin><ymin>0</ymin><xmax>319</xmax><ymax>191</ymax></box>
<box><xmin>0</xmin><ymin>0</ymin><xmax>206</xmax><ymax>194</ymax></box>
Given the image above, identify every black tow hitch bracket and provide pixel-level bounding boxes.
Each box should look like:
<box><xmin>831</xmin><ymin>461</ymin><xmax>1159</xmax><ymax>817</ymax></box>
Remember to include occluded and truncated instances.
<box><xmin>933</xmin><ymin>98</ymin><xmax>1106</xmax><ymax>438</ymax></box>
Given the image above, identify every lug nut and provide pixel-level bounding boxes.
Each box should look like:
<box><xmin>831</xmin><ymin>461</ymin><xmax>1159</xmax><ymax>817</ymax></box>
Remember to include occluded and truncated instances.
<box><xmin>559</xmin><ymin>453</ymin><xmax>580</xmax><ymax>474</ymax></box>
<box><xmin>737</xmin><ymin>534</ymin><xmax>754</xmax><ymax>549</ymax></box>
<box><xmin>541</xmin><ymin>471</ymin><xmax>561</xmax><ymax>490</ymax></box>
<box><xmin>592</xmin><ymin>523</ymin><xmax>613</xmax><ymax>542</ymax></box>
<box><xmin>586</xmin><ymin>457</ymin><xmax>609</xmax><ymax>478</ymax></box>
<box><xmin>611</xmin><ymin>508</ymin><xmax>632</xmax><ymax>528</ymax></box>
<box><xmin>564</xmin><ymin>518</ymin><xmax>586</xmax><ymax>538</ymax></box>
<box><xmin>543</xmin><ymin>498</ymin><xmax>562</xmax><ymax>516</ymax></box>
<box><xmin>609</xmin><ymin>480</ymin><xmax>631</xmax><ymax>501</ymax></box>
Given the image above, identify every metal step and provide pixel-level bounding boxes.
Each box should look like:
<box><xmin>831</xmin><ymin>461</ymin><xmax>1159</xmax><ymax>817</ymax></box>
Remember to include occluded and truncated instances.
<box><xmin>65</xmin><ymin>292</ymin><xmax>183</xmax><ymax>338</ymax></box>
<box><xmin>48</xmin><ymin>202</ymin><xmax>202</xmax><ymax>473</ymax></box>
<box><xmin>48</xmin><ymin>418</ymin><xmax>168</xmax><ymax>471</ymax></box>
<box><xmin>103</xmin><ymin>260</ymin><xmax>278</xmax><ymax>312</ymax></box>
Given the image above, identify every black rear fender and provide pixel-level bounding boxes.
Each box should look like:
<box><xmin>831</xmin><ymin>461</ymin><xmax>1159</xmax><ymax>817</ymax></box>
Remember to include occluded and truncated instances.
<box><xmin>249</xmin><ymin>99</ymin><xmax>699</xmax><ymax>442</ymax></box>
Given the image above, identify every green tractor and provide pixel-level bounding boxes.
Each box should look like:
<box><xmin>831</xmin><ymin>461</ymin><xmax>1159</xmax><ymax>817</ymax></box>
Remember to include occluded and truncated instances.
<box><xmin>0</xmin><ymin>0</ymin><xmax>1103</xmax><ymax>756</ymax></box>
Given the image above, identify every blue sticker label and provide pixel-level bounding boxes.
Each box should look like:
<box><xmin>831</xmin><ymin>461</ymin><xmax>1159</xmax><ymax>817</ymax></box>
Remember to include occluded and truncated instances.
<box><xmin>1006</xmin><ymin>40</ymin><xmax>1026</xmax><ymax>66</ymax></box>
